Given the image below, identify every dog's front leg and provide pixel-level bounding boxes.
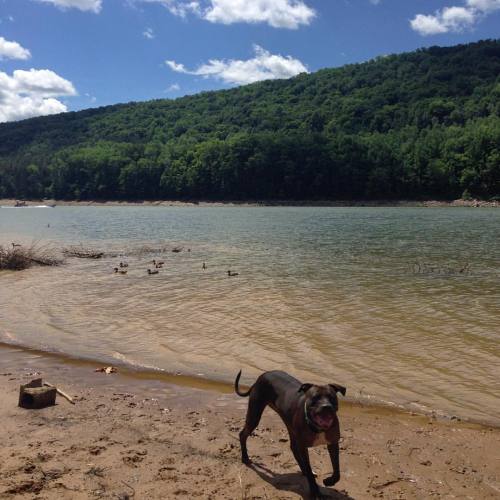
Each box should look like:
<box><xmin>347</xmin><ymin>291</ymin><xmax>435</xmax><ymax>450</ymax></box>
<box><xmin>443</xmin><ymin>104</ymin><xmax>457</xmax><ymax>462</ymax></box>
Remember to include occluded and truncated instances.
<box><xmin>323</xmin><ymin>442</ymin><xmax>340</xmax><ymax>487</ymax></box>
<box><xmin>290</xmin><ymin>440</ymin><xmax>322</xmax><ymax>498</ymax></box>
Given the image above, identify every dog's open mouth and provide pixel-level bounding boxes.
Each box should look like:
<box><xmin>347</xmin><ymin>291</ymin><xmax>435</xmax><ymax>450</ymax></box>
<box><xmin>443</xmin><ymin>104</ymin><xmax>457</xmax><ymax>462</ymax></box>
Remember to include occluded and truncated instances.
<box><xmin>312</xmin><ymin>408</ymin><xmax>334</xmax><ymax>429</ymax></box>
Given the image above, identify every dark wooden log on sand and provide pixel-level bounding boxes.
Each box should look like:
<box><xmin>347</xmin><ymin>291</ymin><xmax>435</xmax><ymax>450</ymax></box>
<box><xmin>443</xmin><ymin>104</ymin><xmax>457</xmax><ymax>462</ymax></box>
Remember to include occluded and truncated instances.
<box><xmin>19</xmin><ymin>379</ymin><xmax>56</xmax><ymax>409</ymax></box>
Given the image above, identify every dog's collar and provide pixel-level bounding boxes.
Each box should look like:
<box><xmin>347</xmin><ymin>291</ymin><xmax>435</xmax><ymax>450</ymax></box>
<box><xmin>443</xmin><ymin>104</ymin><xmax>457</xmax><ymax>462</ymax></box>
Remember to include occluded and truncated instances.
<box><xmin>304</xmin><ymin>400</ymin><xmax>322</xmax><ymax>434</ymax></box>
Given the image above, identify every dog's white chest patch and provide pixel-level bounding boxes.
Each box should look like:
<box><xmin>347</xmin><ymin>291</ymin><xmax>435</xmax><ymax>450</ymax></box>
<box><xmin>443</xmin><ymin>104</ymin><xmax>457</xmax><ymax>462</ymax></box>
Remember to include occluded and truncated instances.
<box><xmin>311</xmin><ymin>433</ymin><xmax>330</xmax><ymax>447</ymax></box>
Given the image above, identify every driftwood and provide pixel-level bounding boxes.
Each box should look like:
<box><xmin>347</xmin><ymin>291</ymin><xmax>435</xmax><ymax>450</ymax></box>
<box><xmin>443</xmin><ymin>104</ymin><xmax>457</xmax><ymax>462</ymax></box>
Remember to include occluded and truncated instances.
<box><xmin>44</xmin><ymin>382</ymin><xmax>75</xmax><ymax>404</ymax></box>
<box><xmin>19</xmin><ymin>379</ymin><xmax>56</xmax><ymax>409</ymax></box>
<box><xmin>18</xmin><ymin>378</ymin><xmax>75</xmax><ymax>408</ymax></box>
<box><xmin>63</xmin><ymin>246</ymin><xmax>104</xmax><ymax>259</ymax></box>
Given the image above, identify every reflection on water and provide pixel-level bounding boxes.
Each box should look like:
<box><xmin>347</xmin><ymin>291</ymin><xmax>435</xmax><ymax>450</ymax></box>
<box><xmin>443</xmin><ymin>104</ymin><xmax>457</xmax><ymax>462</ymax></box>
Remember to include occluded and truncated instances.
<box><xmin>0</xmin><ymin>206</ymin><xmax>499</xmax><ymax>425</ymax></box>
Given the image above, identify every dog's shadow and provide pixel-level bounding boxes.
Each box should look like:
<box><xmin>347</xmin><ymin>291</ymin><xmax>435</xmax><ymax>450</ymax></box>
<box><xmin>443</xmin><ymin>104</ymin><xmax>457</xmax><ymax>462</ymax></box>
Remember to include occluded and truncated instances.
<box><xmin>248</xmin><ymin>462</ymin><xmax>354</xmax><ymax>499</ymax></box>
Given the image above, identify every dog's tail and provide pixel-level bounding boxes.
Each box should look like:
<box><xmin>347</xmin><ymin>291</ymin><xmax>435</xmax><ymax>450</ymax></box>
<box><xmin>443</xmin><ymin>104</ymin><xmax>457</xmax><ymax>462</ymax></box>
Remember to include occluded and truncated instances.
<box><xmin>234</xmin><ymin>370</ymin><xmax>252</xmax><ymax>397</ymax></box>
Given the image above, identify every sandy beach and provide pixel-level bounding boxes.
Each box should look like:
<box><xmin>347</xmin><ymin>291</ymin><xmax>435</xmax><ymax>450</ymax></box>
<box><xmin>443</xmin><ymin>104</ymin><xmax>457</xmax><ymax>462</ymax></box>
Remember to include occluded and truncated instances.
<box><xmin>1</xmin><ymin>347</ymin><xmax>499</xmax><ymax>499</ymax></box>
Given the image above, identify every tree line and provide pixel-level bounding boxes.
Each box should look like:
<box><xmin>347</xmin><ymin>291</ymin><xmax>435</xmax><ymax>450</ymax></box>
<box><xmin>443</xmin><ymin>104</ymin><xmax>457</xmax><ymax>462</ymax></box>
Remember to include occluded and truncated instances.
<box><xmin>0</xmin><ymin>39</ymin><xmax>499</xmax><ymax>201</ymax></box>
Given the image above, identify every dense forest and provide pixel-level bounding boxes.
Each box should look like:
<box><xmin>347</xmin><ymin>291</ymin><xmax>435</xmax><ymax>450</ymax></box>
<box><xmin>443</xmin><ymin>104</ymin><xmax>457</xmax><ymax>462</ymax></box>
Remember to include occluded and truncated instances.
<box><xmin>0</xmin><ymin>39</ymin><xmax>499</xmax><ymax>201</ymax></box>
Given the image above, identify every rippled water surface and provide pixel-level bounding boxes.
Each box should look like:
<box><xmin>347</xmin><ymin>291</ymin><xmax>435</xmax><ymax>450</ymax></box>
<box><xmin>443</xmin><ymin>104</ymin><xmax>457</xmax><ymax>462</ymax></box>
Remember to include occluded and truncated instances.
<box><xmin>0</xmin><ymin>206</ymin><xmax>499</xmax><ymax>424</ymax></box>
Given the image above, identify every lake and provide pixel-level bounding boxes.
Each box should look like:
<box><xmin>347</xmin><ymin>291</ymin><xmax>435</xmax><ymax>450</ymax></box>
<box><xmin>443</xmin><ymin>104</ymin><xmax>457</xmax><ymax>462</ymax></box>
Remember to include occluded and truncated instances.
<box><xmin>0</xmin><ymin>205</ymin><xmax>499</xmax><ymax>425</ymax></box>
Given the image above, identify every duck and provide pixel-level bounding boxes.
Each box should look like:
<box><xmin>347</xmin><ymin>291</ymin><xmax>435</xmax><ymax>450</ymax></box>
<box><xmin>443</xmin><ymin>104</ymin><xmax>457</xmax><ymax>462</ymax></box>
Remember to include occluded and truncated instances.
<box><xmin>114</xmin><ymin>267</ymin><xmax>127</xmax><ymax>275</ymax></box>
<box><xmin>119</xmin><ymin>262</ymin><xmax>129</xmax><ymax>268</ymax></box>
<box><xmin>227</xmin><ymin>270</ymin><xmax>239</xmax><ymax>277</ymax></box>
<box><xmin>152</xmin><ymin>259</ymin><xmax>164</xmax><ymax>267</ymax></box>
<box><xmin>147</xmin><ymin>269</ymin><xmax>159</xmax><ymax>275</ymax></box>
<box><xmin>202</xmin><ymin>262</ymin><xmax>207</xmax><ymax>270</ymax></box>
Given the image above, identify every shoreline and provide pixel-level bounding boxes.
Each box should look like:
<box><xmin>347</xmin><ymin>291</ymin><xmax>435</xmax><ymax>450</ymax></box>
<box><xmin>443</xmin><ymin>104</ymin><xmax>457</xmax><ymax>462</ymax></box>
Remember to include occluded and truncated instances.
<box><xmin>1</xmin><ymin>346</ymin><xmax>500</xmax><ymax>498</ymax></box>
<box><xmin>2</xmin><ymin>341</ymin><xmax>498</xmax><ymax>431</ymax></box>
<box><xmin>1</xmin><ymin>198</ymin><xmax>498</xmax><ymax>208</ymax></box>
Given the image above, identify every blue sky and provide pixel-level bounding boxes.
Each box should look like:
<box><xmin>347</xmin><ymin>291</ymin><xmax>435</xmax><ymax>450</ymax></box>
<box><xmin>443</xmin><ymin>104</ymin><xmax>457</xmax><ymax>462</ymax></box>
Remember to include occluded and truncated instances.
<box><xmin>0</xmin><ymin>0</ymin><xmax>499</xmax><ymax>122</ymax></box>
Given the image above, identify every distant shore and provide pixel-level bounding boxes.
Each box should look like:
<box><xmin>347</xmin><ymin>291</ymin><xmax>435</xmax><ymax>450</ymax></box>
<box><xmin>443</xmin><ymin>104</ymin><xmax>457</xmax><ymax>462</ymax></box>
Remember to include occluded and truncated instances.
<box><xmin>1</xmin><ymin>345</ymin><xmax>500</xmax><ymax>499</ymax></box>
<box><xmin>1</xmin><ymin>198</ymin><xmax>498</xmax><ymax>208</ymax></box>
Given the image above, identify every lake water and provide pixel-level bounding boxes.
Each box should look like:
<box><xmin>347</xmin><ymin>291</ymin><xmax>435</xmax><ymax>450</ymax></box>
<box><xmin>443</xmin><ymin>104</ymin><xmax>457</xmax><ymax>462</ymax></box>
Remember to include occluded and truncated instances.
<box><xmin>0</xmin><ymin>206</ymin><xmax>499</xmax><ymax>425</ymax></box>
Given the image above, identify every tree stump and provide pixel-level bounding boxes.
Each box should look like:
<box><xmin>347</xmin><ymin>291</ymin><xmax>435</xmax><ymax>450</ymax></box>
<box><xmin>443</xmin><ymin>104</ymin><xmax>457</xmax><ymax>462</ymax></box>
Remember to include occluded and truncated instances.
<box><xmin>19</xmin><ymin>378</ymin><xmax>57</xmax><ymax>409</ymax></box>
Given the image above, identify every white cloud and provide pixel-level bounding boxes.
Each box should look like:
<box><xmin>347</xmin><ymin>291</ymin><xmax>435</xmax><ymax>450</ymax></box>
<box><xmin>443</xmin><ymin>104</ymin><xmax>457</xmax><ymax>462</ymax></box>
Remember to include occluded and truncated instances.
<box><xmin>34</xmin><ymin>0</ymin><xmax>102</xmax><ymax>13</ymax></box>
<box><xmin>0</xmin><ymin>37</ymin><xmax>31</xmax><ymax>60</ymax></box>
<box><xmin>143</xmin><ymin>27</ymin><xmax>155</xmax><ymax>39</ymax></box>
<box><xmin>166</xmin><ymin>60</ymin><xmax>187</xmax><ymax>73</ymax></box>
<box><xmin>135</xmin><ymin>0</ymin><xmax>201</xmax><ymax>18</ymax></box>
<box><xmin>165</xmin><ymin>83</ymin><xmax>180</xmax><ymax>92</ymax></box>
<box><xmin>13</xmin><ymin>69</ymin><xmax>77</xmax><ymax>96</ymax></box>
<box><xmin>411</xmin><ymin>0</ymin><xmax>500</xmax><ymax>35</ymax></box>
<box><xmin>169</xmin><ymin>0</ymin><xmax>201</xmax><ymax>17</ymax></box>
<box><xmin>466</xmin><ymin>0</ymin><xmax>500</xmax><ymax>11</ymax></box>
<box><xmin>442</xmin><ymin>6</ymin><xmax>476</xmax><ymax>28</ymax></box>
<box><xmin>204</xmin><ymin>0</ymin><xmax>315</xmax><ymax>28</ymax></box>
<box><xmin>0</xmin><ymin>69</ymin><xmax>77</xmax><ymax>122</ymax></box>
<box><xmin>135</xmin><ymin>0</ymin><xmax>315</xmax><ymax>28</ymax></box>
<box><xmin>411</xmin><ymin>14</ymin><xmax>450</xmax><ymax>35</ymax></box>
<box><xmin>166</xmin><ymin>45</ymin><xmax>307</xmax><ymax>85</ymax></box>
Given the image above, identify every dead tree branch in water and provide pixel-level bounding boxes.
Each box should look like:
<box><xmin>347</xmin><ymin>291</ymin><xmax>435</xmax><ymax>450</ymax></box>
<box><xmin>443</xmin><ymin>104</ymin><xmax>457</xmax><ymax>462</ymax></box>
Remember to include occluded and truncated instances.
<box><xmin>62</xmin><ymin>246</ymin><xmax>105</xmax><ymax>259</ymax></box>
<box><xmin>0</xmin><ymin>243</ymin><xmax>62</xmax><ymax>270</ymax></box>
<box><xmin>408</xmin><ymin>261</ymin><xmax>471</xmax><ymax>276</ymax></box>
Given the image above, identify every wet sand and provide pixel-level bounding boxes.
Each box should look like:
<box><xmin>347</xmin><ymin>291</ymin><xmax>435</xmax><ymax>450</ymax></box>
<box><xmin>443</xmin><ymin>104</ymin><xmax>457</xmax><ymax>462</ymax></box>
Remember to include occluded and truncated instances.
<box><xmin>1</xmin><ymin>347</ymin><xmax>499</xmax><ymax>499</ymax></box>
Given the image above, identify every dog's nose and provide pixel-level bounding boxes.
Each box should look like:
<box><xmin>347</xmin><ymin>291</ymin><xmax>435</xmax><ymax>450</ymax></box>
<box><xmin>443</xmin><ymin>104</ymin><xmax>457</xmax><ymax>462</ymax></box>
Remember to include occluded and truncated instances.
<box><xmin>319</xmin><ymin>403</ymin><xmax>334</xmax><ymax>411</ymax></box>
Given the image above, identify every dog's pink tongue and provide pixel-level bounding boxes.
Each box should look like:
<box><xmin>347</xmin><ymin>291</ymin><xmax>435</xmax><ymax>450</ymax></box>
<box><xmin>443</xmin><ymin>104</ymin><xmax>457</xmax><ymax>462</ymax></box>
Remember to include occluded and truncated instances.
<box><xmin>315</xmin><ymin>413</ymin><xmax>333</xmax><ymax>428</ymax></box>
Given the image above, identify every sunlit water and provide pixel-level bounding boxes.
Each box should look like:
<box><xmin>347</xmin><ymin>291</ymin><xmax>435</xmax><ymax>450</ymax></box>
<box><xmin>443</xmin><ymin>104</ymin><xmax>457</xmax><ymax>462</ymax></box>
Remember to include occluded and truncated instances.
<box><xmin>0</xmin><ymin>206</ymin><xmax>499</xmax><ymax>424</ymax></box>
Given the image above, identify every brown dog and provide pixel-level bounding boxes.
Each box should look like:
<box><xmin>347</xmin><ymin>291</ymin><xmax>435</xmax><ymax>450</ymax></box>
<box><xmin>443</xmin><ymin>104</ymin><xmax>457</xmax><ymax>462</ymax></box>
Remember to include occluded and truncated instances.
<box><xmin>235</xmin><ymin>370</ymin><xmax>346</xmax><ymax>499</ymax></box>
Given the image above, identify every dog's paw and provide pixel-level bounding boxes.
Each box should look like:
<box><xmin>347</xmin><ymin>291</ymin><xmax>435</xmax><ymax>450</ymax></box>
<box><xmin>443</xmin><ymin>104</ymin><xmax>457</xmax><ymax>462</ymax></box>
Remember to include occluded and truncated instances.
<box><xmin>323</xmin><ymin>475</ymin><xmax>340</xmax><ymax>487</ymax></box>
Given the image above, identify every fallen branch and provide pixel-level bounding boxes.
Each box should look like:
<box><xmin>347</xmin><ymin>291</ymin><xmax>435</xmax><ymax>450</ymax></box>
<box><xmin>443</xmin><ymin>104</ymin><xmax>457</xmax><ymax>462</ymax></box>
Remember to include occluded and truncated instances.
<box><xmin>62</xmin><ymin>246</ymin><xmax>104</xmax><ymax>259</ymax></box>
<box><xmin>43</xmin><ymin>382</ymin><xmax>75</xmax><ymax>404</ymax></box>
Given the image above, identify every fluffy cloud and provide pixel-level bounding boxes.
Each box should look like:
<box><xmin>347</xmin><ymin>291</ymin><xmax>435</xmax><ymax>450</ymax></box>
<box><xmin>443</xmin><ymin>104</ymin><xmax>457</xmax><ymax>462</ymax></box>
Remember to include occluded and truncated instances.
<box><xmin>411</xmin><ymin>0</ymin><xmax>500</xmax><ymax>35</ymax></box>
<box><xmin>0</xmin><ymin>37</ymin><xmax>31</xmax><ymax>60</ymax></box>
<box><xmin>135</xmin><ymin>0</ymin><xmax>315</xmax><ymax>28</ymax></box>
<box><xmin>34</xmin><ymin>0</ymin><xmax>102</xmax><ymax>13</ymax></box>
<box><xmin>0</xmin><ymin>69</ymin><xmax>77</xmax><ymax>122</ymax></box>
<box><xmin>204</xmin><ymin>0</ymin><xmax>315</xmax><ymax>28</ymax></box>
<box><xmin>166</xmin><ymin>45</ymin><xmax>307</xmax><ymax>85</ymax></box>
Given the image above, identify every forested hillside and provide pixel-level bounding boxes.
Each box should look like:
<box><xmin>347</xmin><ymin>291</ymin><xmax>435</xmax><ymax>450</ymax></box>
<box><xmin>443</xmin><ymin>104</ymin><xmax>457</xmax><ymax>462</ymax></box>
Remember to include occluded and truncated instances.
<box><xmin>0</xmin><ymin>39</ymin><xmax>499</xmax><ymax>201</ymax></box>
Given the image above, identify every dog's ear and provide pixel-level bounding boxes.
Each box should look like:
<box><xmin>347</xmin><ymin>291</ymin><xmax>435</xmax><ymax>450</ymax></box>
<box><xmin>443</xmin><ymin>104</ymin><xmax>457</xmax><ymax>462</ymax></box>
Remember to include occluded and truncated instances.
<box><xmin>329</xmin><ymin>383</ymin><xmax>346</xmax><ymax>396</ymax></box>
<box><xmin>298</xmin><ymin>383</ymin><xmax>313</xmax><ymax>393</ymax></box>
